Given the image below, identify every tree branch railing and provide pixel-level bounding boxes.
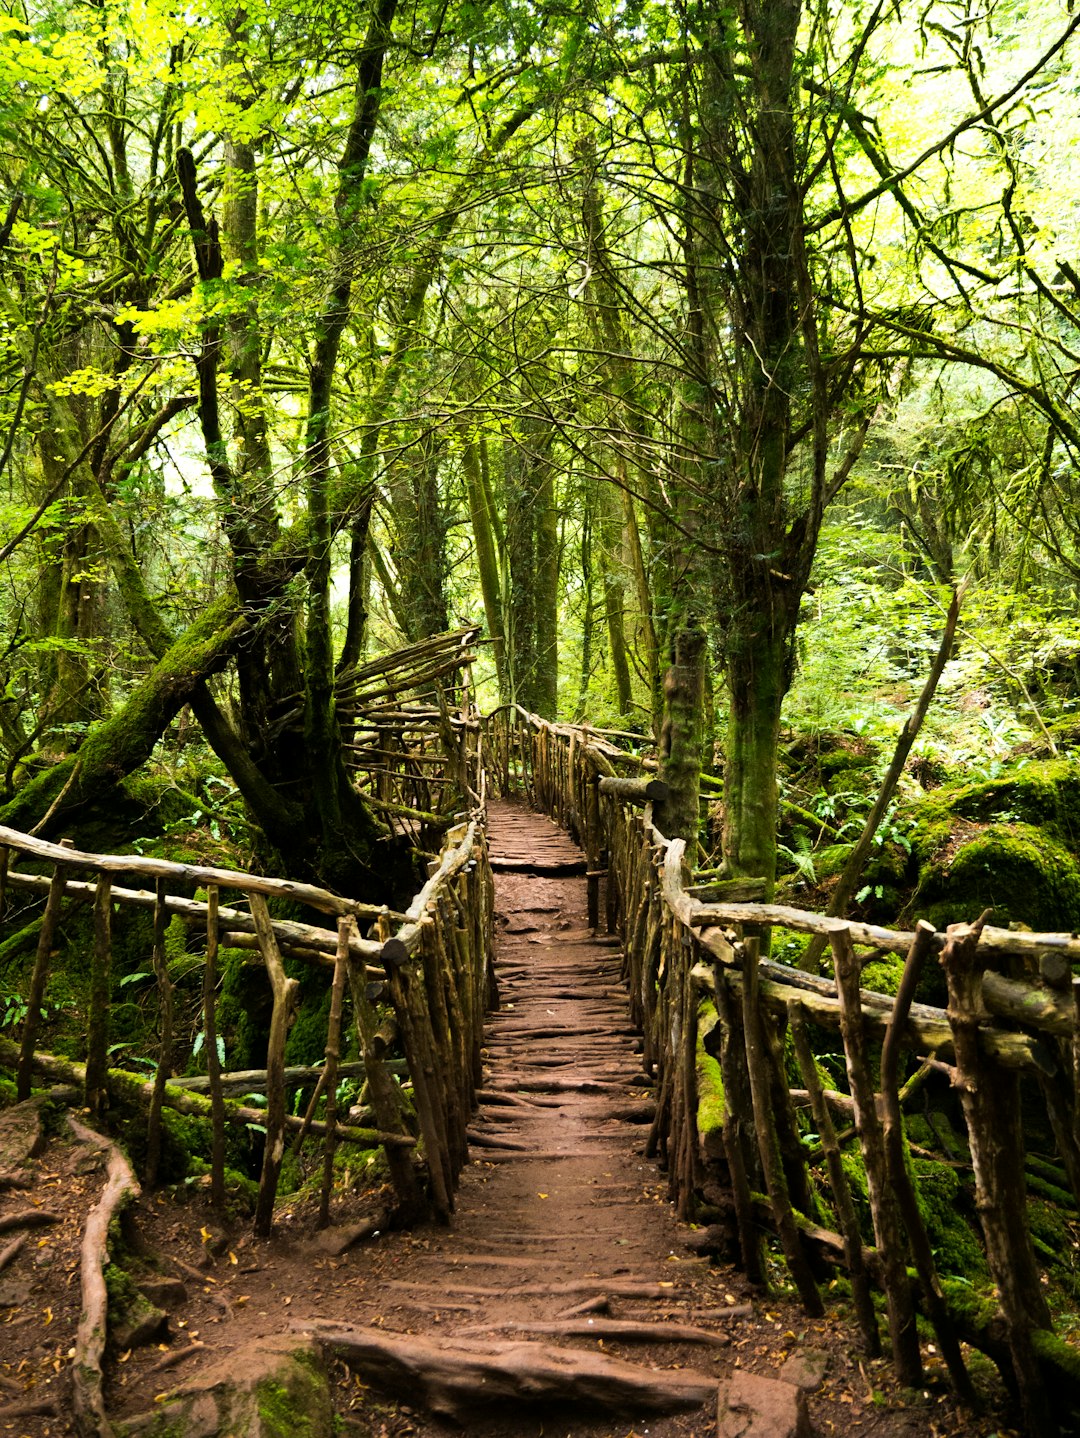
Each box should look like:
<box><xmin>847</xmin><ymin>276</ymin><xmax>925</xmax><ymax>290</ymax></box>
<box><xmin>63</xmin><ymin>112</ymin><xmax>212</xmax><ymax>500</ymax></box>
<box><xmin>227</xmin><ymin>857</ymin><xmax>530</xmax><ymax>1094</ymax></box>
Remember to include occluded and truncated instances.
<box><xmin>487</xmin><ymin>703</ymin><xmax>1080</xmax><ymax>1436</ymax></box>
<box><xmin>1</xmin><ymin>651</ymin><xmax>493</xmax><ymax>1238</ymax></box>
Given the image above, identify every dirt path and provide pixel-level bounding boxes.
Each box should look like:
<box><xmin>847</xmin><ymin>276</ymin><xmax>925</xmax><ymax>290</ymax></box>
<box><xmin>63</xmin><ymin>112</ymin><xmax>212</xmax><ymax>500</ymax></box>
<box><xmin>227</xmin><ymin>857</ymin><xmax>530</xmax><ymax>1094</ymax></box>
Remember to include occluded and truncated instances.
<box><xmin>0</xmin><ymin>801</ymin><xmax>992</xmax><ymax>1436</ymax></box>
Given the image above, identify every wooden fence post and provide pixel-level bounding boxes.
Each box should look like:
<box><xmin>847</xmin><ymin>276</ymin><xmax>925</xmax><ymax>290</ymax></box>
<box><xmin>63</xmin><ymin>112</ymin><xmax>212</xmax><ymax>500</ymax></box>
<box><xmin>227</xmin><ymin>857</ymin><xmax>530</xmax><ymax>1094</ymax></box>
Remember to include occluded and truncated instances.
<box><xmin>84</xmin><ymin>876</ymin><xmax>113</xmax><ymax>1122</ymax></box>
<box><xmin>318</xmin><ymin>920</ymin><xmax>350</xmax><ymax>1228</ymax></box>
<box><xmin>832</xmin><ymin>928</ymin><xmax>921</xmax><ymax>1385</ymax></box>
<box><xmin>146</xmin><ymin>878</ymin><xmax>174</xmax><ymax>1188</ymax></box>
<box><xmin>17</xmin><ymin>840</ymin><xmax>72</xmax><ymax>1100</ymax></box>
<box><xmin>251</xmin><ymin>893</ymin><xmax>300</xmax><ymax>1238</ymax></box>
<box><xmin>788</xmin><ymin>998</ymin><xmax>878</xmax><ymax>1354</ymax></box>
<box><xmin>742</xmin><ymin>936</ymin><xmax>823</xmax><ymax>1315</ymax></box>
<box><xmin>942</xmin><ymin>914</ymin><xmax>1057</xmax><ymax>1437</ymax></box>
<box><xmin>204</xmin><ymin>885</ymin><xmax>226</xmax><ymax>1209</ymax></box>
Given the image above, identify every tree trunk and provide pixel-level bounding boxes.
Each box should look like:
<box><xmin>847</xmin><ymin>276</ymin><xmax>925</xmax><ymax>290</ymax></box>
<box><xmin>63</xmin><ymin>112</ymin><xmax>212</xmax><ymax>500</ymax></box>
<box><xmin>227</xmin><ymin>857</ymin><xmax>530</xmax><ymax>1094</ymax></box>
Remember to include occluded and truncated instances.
<box><xmin>656</xmin><ymin>625</ymin><xmax>706</xmax><ymax>843</ymax></box>
<box><xmin>721</xmin><ymin>619</ymin><xmax>790</xmax><ymax>890</ymax></box>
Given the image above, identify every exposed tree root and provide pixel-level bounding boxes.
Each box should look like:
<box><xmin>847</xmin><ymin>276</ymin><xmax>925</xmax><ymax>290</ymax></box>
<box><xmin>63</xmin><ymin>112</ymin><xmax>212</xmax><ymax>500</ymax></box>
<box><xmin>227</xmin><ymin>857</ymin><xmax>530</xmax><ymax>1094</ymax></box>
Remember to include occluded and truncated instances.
<box><xmin>302</xmin><ymin>1321</ymin><xmax>716</xmax><ymax>1420</ymax></box>
<box><xmin>69</xmin><ymin>1116</ymin><xmax>140</xmax><ymax>1438</ymax></box>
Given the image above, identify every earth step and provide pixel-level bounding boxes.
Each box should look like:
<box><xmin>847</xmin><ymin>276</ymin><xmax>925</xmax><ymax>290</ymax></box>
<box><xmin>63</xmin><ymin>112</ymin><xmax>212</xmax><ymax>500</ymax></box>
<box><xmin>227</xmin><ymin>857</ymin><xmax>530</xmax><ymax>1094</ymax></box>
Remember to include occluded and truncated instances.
<box><xmin>717</xmin><ymin>1368</ymin><xmax>811</xmax><ymax>1438</ymax></box>
<box><xmin>491</xmin><ymin>858</ymin><xmax>587</xmax><ymax>875</ymax></box>
<box><xmin>300</xmin><ymin>1321</ymin><xmax>716</xmax><ymax>1420</ymax></box>
<box><xmin>387</xmin><ymin>1277</ymin><xmax>694</xmax><ymax>1299</ymax></box>
<box><xmin>459</xmin><ymin>1317</ymin><xmax>737</xmax><ymax>1346</ymax></box>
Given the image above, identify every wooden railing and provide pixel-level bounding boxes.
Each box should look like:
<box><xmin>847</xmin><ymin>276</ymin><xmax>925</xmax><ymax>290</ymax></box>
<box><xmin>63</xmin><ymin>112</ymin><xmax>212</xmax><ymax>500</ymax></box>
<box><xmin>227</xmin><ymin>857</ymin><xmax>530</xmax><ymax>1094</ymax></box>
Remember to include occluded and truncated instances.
<box><xmin>488</xmin><ymin>703</ymin><xmax>1080</xmax><ymax>1437</ymax></box>
<box><xmin>0</xmin><ymin>658</ymin><xmax>492</xmax><ymax>1237</ymax></box>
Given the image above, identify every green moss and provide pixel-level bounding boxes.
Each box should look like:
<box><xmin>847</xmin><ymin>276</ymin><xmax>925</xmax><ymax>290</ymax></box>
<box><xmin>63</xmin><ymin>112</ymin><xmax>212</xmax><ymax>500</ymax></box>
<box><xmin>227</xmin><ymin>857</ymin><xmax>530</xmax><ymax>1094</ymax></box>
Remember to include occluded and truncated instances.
<box><xmin>1031</xmin><ymin>1329</ymin><xmax>1080</xmax><ymax>1394</ymax></box>
<box><xmin>939</xmin><ymin>1275</ymin><xmax>1000</xmax><ymax>1331</ymax></box>
<box><xmin>911</xmin><ymin>1154</ymin><xmax>988</xmax><ymax>1280</ymax></box>
<box><xmin>949</xmin><ymin>758</ymin><xmax>1080</xmax><ymax>841</ymax></box>
<box><xmin>695</xmin><ymin>1001</ymin><xmax>725</xmax><ymax>1145</ymax></box>
<box><xmin>860</xmin><ymin>955</ymin><xmax>905</xmax><ymax>997</ymax></box>
<box><xmin>840</xmin><ymin>1146</ymin><xmax>873</xmax><ymax>1242</ymax></box>
<box><xmin>285</xmin><ymin>965</ymin><xmax>333</xmax><ymax>1067</ymax></box>
<box><xmin>253</xmin><ymin>1360</ymin><xmax>333</xmax><ymax>1436</ymax></box>
<box><xmin>917</xmin><ymin>822</ymin><xmax>1080</xmax><ymax>930</ymax></box>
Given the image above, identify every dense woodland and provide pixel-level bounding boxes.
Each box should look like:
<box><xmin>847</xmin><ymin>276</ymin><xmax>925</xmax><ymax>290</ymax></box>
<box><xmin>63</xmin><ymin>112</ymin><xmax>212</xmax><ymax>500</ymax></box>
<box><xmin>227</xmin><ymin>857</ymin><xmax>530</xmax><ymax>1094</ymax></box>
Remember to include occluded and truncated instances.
<box><xmin>5</xmin><ymin>0</ymin><xmax>1080</xmax><ymax>1428</ymax></box>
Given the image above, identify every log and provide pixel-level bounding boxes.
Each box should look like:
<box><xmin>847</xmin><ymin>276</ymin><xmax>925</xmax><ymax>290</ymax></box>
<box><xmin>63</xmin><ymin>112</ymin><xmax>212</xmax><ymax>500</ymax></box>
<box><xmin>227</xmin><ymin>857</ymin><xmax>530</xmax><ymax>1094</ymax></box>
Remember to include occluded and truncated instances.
<box><xmin>597</xmin><ymin>776</ymin><xmax>670</xmax><ymax>805</ymax></box>
<box><xmin>306</xmin><ymin>1323</ymin><xmax>716</xmax><ymax>1420</ymax></box>
<box><xmin>69</xmin><ymin>1116</ymin><xmax>140</xmax><ymax>1438</ymax></box>
<box><xmin>171</xmin><ymin>1061</ymin><xmax>376</xmax><ymax>1094</ymax></box>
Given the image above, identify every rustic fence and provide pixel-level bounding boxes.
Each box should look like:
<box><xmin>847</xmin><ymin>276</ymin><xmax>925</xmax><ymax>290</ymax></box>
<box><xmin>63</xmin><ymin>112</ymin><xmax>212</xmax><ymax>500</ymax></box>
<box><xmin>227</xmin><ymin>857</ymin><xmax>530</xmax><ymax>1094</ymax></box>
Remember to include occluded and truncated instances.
<box><xmin>487</xmin><ymin>703</ymin><xmax>1080</xmax><ymax>1437</ymax></box>
<box><xmin>0</xmin><ymin>635</ymin><xmax>492</xmax><ymax>1238</ymax></box>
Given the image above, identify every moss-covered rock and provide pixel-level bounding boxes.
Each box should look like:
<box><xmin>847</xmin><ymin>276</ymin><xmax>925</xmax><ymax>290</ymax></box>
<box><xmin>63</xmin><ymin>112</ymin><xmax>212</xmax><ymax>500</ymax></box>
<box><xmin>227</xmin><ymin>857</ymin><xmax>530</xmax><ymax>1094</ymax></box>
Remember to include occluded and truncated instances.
<box><xmin>117</xmin><ymin>1335</ymin><xmax>334</xmax><ymax>1437</ymax></box>
<box><xmin>911</xmin><ymin>1156</ymin><xmax>987</xmax><ymax>1281</ymax></box>
<box><xmin>947</xmin><ymin>758</ymin><xmax>1080</xmax><ymax>842</ymax></box>
<box><xmin>916</xmin><ymin>821</ymin><xmax>1080</xmax><ymax>931</ymax></box>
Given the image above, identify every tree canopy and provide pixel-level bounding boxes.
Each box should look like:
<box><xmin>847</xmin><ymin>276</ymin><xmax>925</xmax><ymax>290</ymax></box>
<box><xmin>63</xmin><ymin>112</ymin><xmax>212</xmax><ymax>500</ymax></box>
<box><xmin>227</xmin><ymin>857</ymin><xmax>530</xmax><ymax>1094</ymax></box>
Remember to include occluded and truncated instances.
<box><xmin>0</xmin><ymin>0</ymin><xmax>1078</xmax><ymax>896</ymax></box>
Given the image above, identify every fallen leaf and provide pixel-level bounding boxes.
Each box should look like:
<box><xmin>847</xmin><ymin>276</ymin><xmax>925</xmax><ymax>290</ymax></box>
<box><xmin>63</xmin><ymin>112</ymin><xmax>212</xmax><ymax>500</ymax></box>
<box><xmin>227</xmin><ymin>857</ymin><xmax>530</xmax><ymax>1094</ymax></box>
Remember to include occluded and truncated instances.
<box><xmin>537</xmin><ymin>1193</ymin><xmax>548</xmax><ymax>1199</ymax></box>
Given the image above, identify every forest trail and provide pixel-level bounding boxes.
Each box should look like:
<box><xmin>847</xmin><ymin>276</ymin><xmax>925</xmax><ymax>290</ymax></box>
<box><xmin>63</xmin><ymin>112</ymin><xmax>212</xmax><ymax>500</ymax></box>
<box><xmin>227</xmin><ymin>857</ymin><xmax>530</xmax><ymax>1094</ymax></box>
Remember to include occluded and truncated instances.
<box><xmin>306</xmin><ymin>799</ymin><xmax>930</xmax><ymax>1438</ymax></box>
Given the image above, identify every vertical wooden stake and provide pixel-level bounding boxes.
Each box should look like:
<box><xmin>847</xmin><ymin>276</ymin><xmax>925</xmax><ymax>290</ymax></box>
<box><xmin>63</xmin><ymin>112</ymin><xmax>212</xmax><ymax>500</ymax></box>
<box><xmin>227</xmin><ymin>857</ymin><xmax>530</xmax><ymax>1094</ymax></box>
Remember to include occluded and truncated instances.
<box><xmin>741</xmin><ymin>936</ymin><xmax>823</xmax><ymax>1315</ymax></box>
<box><xmin>17</xmin><ymin>842</ymin><xmax>72</xmax><ymax>1100</ymax></box>
<box><xmin>788</xmin><ymin>998</ymin><xmax>878</xmax><ymax>1354</ymax></box>
<box><xmin>318</xmin><ymin>919</ymin><xmax>350</xmax><ymax>1229</ymax></box>
<box><xmin>352</xmin><ymin>916</ymin><xmax>421</xmax><ymax>1216</ymax></box>
<box><xmin>146</xmin><ymin>878</ymin><xmax>174</xmax><ymax>1188</ymax></box>
<box><xmin>880</xmin><ymin>921</ymin><xmax>973</xmax><ymax>1400</ymax></box>
<box><xmin>204</xmin><ymin>885</ymin><xmax>226</xmax><ymax>1209</ymax></box>
<box><xmin>712</xmin><ymin>965</ymin><xmax>764</xmax><ymax>1284</ymax></box>
<box><xmin>251</xmin><ymin>893</ymin><xmax>299</xmax><ymax>1238</ymax></box>
<box><xmin>84</xmin><ymin>876</ymin><xmax>113</xmax><ymax>1122</ymax></box>
<box><xmin>942</xmin><ymin>915</ymin><xmax>1056</xmax><ymax>1437</ymax></box>
<box><xmin>832</xmin><ymin>927</ymin><xmax>921</xmax><ymax>1386</ymax></box>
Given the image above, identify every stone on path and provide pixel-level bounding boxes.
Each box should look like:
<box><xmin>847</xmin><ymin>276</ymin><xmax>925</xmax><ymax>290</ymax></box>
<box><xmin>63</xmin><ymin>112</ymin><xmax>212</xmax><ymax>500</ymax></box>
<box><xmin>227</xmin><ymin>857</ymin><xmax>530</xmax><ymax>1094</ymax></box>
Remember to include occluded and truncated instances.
<box><xmin>117</xmin><ymin>1335</ymin><xmax>334</xmax><ymax>1438</ymax></box>
<box><xmin>778</xmin><ymin>1347</ymin><xmax>831</xmax><ymax>1392</ymax></box>
<box><xmin>717</xmin><ymin>1369</ymin><xmax>811</xmax><ymax>1438</ymax></box>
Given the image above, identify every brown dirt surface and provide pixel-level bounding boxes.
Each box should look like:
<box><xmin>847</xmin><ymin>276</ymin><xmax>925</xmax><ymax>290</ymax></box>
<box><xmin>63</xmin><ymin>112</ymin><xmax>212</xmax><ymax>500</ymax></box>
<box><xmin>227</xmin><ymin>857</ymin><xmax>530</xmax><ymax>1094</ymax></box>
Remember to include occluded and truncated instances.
<box><xmin>0</xmin><ymin>801</ymin><xmax>1012</xmax><ymax>1437</ymax></box>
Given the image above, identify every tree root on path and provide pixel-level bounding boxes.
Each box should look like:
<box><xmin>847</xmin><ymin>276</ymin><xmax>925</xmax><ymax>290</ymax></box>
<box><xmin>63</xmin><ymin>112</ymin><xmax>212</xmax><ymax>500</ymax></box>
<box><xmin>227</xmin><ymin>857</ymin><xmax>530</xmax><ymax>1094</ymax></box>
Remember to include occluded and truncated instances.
<box><xmin>301</xmin><ymin>1321</ymin><xmax>716</xmax><ymax>1420</ymax></box>
<box><xmin>458</xmin><ymin>1316</ymin><xmax>740</xmax><ymax>1346</ymax></box>
<box><xmin>0</xmin><ymin>1208</ymin><xmax>60</xmax><ymax>1234</ymax></box>
<box><xmin>68</xmin><ymin>1115</ymin><xmax>140</xmax><ymax>1438</ymax></box>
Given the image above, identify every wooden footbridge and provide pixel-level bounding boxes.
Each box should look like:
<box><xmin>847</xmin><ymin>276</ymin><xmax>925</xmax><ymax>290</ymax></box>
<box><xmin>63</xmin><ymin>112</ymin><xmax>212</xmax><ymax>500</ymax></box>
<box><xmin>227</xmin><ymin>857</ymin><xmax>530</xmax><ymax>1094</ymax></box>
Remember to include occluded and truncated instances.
<box><xmin>3</xmin><ymin>632</ymin><xmax>1080</xmax><ymax>1436</ymax></box>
